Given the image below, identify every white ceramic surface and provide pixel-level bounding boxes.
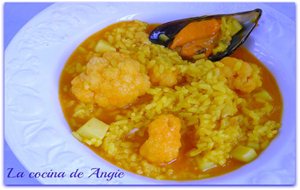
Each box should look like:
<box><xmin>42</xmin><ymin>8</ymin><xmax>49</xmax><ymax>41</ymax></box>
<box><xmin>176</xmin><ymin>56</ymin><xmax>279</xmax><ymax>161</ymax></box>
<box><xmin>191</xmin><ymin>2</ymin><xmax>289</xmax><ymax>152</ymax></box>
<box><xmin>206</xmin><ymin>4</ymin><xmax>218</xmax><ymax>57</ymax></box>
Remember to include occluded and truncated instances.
<box><xmin>4</xmin><ymin>2</ymin><xmax>296</xmax><ymax>185</ymax></box>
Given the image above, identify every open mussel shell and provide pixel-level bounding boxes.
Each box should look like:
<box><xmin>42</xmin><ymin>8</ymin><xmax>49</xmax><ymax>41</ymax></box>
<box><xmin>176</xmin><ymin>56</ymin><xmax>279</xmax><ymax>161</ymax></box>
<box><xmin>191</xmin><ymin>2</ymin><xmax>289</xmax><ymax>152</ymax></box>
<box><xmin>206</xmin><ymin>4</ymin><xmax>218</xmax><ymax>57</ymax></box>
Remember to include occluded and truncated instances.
<box><xmin>149</xmin><ymin>9</ymin><xmax>262</xmax><ymax>61</ymax></box>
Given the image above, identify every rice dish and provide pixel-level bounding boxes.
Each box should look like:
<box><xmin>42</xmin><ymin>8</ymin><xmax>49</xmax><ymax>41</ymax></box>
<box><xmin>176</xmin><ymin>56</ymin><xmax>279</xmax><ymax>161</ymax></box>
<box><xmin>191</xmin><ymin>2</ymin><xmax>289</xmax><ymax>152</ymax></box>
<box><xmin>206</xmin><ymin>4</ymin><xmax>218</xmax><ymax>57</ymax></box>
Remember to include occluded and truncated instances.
<box><xmin>59</xmin><ymin>21</ymin><xmax>282</xmax><ymax>180</ymax></box>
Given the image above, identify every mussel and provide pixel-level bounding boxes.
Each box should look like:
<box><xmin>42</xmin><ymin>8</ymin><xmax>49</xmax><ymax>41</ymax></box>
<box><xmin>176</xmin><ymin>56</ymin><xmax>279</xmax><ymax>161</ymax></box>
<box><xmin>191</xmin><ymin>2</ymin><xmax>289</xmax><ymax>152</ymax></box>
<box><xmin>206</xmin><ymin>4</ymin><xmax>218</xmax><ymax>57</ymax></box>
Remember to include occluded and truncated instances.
<box><xmin>149</xmin><ymin>9</ymin><xmax>262</xmax><ymax>61</ymax></box>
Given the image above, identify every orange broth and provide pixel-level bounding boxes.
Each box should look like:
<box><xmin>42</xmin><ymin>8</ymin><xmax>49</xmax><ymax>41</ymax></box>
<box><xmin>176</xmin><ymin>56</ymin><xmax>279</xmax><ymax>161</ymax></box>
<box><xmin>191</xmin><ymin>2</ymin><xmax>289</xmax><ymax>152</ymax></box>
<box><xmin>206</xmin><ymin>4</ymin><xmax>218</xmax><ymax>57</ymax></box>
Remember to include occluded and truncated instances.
<box><xmin>59</xmin><ymin>21</ymin><xmax>282</xmax><ymax>180</ymax></box>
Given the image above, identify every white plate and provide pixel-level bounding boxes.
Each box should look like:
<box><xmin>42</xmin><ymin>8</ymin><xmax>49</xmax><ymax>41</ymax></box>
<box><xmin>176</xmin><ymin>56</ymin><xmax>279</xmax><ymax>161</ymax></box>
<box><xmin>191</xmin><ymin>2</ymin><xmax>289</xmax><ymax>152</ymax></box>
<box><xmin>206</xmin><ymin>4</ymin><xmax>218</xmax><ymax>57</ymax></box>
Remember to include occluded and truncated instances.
<box><xmin>4</xmin><ymin>2</ymin><xmax>296</xmax><ymax>185</ymax></box>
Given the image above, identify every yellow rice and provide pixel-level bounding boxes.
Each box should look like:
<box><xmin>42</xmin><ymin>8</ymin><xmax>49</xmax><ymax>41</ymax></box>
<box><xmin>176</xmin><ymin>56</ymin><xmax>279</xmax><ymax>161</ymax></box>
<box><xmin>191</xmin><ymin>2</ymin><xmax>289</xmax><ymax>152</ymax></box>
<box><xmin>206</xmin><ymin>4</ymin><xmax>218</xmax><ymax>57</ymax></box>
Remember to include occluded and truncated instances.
<box><xmin>65</xmin><ymin>21</ymin><xmax>280</xmax><ymax>180</ymax></box>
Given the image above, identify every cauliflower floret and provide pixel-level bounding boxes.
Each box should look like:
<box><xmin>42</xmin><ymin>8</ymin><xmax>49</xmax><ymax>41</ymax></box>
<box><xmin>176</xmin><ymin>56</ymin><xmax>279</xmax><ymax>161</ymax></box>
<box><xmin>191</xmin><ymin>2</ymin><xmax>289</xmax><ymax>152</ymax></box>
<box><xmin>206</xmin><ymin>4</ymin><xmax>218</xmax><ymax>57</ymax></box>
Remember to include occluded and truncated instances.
<box><xmin>71</xmin><ymin>73</ymin><xmax>94</xmax><ymax>103</ymax></box>
<box><xmin>140</xmin><ymin>114</ymin><xmax>181</xmax><ymax>163</ymax></box>
<box><xmin>71</xmin><ymin>52</ymin><xmax>150</xmax><ymax>109</ymax></box>
<box><xmin>220</xmin><ymin>57</ymin><xmax>262</xmax><ymax>93</ymax></box>
<box><xmin>148</xmin><ymin>65</ymin><xmax>179</xmax><ymax>87</ymax></box>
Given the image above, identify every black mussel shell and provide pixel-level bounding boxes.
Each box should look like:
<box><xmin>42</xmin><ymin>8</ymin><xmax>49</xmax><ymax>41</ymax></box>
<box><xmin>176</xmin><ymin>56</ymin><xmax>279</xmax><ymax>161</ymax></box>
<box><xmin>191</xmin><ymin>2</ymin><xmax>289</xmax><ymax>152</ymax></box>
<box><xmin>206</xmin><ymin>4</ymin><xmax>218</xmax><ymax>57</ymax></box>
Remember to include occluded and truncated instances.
<box><xmin>149</xmin><ymin>9</ymin><xmax>262</xmax><ymax>61</ymax></box>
